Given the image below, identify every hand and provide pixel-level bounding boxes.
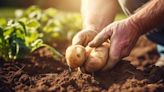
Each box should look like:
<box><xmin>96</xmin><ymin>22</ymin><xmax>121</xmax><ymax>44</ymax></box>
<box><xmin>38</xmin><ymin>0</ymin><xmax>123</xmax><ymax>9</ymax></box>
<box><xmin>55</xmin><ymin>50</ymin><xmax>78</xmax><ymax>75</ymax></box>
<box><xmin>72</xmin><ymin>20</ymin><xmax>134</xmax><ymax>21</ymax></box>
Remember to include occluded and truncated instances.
<box><xmin>72</xmin><ymin>29</ymin><xmax>97</xmax><ymax>46</ymax></box>
<box><xmin>89</xmin><ymin>18</ymin><xmax>141</xmax><ymax>71</ymax></box>
<box><xmin>72</xmin><ymin>29</ymin><xmax>110</xmax><ymax>73</ymax></box>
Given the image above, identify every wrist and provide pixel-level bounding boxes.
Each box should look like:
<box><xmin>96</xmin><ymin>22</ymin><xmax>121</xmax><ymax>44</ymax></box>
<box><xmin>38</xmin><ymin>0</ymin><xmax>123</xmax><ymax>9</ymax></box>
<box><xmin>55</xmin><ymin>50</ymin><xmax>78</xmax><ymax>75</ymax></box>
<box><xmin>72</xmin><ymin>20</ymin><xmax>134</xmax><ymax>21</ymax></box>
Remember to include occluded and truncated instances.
<box><xmin>81</xmin><ymin>28</ymin><xmax>98</xmax><ymax>35</ymax></box>
<box><xmin>83</xmin><ymin>25</ymin><xmax>101</xmax><ymax>34</ymax></box>
<box><xmin>83</xmin><ymin>25</ymin><xmax>101</xmax><ymax>32</ymax></box>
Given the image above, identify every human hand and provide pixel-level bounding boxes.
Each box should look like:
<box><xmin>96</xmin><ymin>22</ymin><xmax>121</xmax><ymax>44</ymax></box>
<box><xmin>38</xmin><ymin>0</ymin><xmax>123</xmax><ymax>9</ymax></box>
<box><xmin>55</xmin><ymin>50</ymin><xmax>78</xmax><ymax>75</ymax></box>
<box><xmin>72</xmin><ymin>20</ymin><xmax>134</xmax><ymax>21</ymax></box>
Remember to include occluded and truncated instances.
<box><xmin>72</xmin><ymin>29</ymin><xmax>97</xmax><ymax>46</ymax></box>
<box><xmin>89</xmin><ymin>18</ymin><xmax>141</xmax><ymax>71</ymax></box>
<box><xmin>71</xmin><ymin>29</ymin><xmax>110</xmax><ymax>73</ymax></box>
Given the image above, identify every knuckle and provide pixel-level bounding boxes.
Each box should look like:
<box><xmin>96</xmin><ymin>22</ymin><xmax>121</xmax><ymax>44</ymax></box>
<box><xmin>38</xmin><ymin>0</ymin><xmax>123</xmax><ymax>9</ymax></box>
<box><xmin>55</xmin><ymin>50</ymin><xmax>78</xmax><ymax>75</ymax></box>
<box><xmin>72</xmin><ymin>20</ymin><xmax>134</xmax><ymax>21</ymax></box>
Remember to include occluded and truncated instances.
<box><xmin>103</xmin><ymin>27</ymin><xmax>110</xmax><ymax>35</ymax></box>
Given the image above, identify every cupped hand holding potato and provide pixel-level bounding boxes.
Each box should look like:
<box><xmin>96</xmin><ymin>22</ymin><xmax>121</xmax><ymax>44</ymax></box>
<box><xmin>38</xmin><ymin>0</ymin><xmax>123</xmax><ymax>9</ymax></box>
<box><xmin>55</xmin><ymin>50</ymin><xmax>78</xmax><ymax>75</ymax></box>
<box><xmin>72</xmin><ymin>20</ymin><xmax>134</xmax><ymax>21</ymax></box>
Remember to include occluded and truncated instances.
<box><xmin>89</xmin><ymin>19</ymin><xmax>140</xmax><ymax>71</ymax></box>
<box><xmin>66</xmin><ymin>29</ymin><xmax>98</xmax><ymax>69</ymax></box>
<box><xmin>65</xmin><ymin>44</ymin><xmax>110</xmax><ymax>72</ymax></box>
<box><xmin>65</xmin><ymin>42</ymin><xmax>110</xmax><ymax>73</ymax></box>
<box><xmin>66</xmin><ymin>29</ymin><xmax>97</xmax><ymax>68</ymax></box>
<box><xmin>66</xmin><ymin>29</ymin><xmax>112</xmax><ymax>73</ymax></box>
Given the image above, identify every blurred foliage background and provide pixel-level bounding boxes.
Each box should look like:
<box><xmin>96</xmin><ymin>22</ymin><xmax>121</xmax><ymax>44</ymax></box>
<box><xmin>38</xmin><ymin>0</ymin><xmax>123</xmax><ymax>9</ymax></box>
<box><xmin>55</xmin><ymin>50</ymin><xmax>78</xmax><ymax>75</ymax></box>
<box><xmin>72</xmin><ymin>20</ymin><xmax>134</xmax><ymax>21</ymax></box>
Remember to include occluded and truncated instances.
<box><xmin>0</xmin><ymin>0</ymin><xmax>126</xmax><ymax>19</ymax></box>
<box><xmin>0</xmin><ymin>0</ymin><xmax>81</xmax><ymax>11</ymax></box>
<box><xmin>0</xmin><ymin>0</ymin><xmax>81</xmax><ymax>18</ymax></box>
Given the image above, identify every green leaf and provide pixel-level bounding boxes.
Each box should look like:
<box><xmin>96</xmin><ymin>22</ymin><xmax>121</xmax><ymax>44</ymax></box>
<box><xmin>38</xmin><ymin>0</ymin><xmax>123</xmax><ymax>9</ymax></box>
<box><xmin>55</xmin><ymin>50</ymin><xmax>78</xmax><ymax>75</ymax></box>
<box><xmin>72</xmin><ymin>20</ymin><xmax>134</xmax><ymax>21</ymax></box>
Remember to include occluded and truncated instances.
<box><xmin>31</xmin><ymin>39</ymin><xmax>43</xmax><ymax>52</ymax></box>
<box><xmin>44</xmin><ymin>8</ymin><xmax>57</xmax><ymax>17</ymax></box>
<box><xmin>26</xmin><ymin>19</ymin><xmax>40</xmax><ymax>29</ymax></box>
<box><xmin>42</xmin><ymin>44</ymin><xmax>64</xmax><ymax>61</ymax></box>
<box><xmin>0</xmin><ymin>18</ymin><xmax>7</xmax><ymax>27</ymax></box>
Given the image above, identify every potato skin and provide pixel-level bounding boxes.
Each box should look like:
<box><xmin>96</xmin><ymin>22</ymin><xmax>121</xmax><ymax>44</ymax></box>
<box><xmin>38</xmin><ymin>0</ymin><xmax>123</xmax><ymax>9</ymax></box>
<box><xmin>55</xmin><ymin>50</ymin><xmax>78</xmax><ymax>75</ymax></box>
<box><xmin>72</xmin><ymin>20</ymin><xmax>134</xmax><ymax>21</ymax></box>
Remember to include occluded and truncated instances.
<box><xmin>85</xmin><ymin>46</ymin><xmax>93</xmax><ymax>57</ymax></box>
<box><xmin>65</xmin><ymin>45</ymin><xmax>86</xmax><ymax>68</ymax></box>
<box><xmin>84</xmin><ymin>42</ymin><xmax>109</xmax><ymax>73</ymax></box>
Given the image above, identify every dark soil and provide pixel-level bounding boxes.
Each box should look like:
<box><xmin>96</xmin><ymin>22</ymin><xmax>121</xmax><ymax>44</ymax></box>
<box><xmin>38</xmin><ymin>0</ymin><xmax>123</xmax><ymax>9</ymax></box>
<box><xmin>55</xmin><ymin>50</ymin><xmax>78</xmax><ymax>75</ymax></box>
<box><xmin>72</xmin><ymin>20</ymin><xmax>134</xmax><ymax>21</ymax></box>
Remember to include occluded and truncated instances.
<box><xmin>0</xmin><ymin>36</ymin><xmax>164</xmax><ymax>92</ymax></box>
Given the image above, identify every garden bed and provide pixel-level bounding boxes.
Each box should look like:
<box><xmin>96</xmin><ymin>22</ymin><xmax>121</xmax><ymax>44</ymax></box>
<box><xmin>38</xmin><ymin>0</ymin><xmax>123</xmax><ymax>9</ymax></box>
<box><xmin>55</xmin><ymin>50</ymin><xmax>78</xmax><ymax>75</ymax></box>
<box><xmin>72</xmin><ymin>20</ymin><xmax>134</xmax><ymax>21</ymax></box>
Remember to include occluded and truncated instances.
<box><xmin>0</xmin><ymin>36</ymin><xmax>164</xmax><ymax>92</ymax></box>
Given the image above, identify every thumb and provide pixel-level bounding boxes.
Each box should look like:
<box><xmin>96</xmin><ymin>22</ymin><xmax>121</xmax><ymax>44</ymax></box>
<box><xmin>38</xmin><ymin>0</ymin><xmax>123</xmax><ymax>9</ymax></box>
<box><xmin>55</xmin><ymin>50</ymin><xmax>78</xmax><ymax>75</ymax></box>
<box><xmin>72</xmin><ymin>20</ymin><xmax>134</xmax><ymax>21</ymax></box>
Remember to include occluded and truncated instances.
<box><xmin>72</xmin><ymin>30</ymin><xmax>98</xmax><ymax>46</ymax></box>
<box><xmin>72</xmin><ymin>33</ymin><xmax>84</xmax><ymax>45</ymax></box>
<box><xmin>88</xmin><ymin>27</ymin><xmax>112</xmax><ymax>47</ymax></box>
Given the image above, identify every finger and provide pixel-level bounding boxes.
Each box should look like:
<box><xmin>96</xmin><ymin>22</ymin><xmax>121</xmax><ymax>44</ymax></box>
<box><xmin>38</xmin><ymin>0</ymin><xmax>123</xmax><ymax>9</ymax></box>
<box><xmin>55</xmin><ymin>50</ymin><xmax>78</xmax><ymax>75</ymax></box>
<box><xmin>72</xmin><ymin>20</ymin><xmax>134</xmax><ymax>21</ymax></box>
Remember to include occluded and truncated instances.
<box><xmin>102</xmin><ymin>39</ymin><xmax>121</xmax><ymax>71</ymax></box>
<box><xmin>72</xmin><ymin>32</ymin><xmax>84</xmax><ymax>45</ymax></box>
<box><xmin>72</xmin><ymin>30</ymin><xmax>97</xmax><ymax>46</ymax></box>
<box><xmin>102</xmin><ymin>41</ymin><xmax>133</xmax><ymax>71</ymax></box>
<box><xmin>88</xmin><ymin>27</ymin><xmax>112</xmax><ymax>47</ymax></box>
<box><xmin>102</xmin><ymin>55</ymin><xmax>120</xmax><ymax>71</ymax></box>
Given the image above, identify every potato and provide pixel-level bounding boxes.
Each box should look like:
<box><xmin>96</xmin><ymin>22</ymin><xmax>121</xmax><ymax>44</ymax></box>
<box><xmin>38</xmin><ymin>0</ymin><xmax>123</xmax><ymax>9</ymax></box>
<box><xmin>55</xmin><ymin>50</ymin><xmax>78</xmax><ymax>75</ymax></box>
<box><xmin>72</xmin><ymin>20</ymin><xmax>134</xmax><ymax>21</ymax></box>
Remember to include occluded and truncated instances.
<box><xmin>85</xmin><ymin>46</ymin><xmax>93</xmax><ymax>57</ymax></box>
<box><xmin>65</xmin><ymin>45</ymin><xmax>86</xmax><ymax>68</ymax></box>
<box><xmin>84</xmin><ymin>42</ymin><xmax>110</xmax><ymax>73</ymax></box>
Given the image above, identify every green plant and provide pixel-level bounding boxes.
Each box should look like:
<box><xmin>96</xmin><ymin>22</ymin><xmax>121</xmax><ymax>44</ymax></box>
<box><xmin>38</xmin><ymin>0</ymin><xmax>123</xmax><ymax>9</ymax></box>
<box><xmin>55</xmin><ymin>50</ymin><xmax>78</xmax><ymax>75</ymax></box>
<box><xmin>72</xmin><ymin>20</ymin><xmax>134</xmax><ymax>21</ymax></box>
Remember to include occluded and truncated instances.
<box><xmin>15</xmin><ymin>6</ymin><xmax>82</xmax><ymax>42</ymax></box>
<box><xmin>0</xmin><ymin>19</ymin><xmax>63</xmax><ymax>61</ymax></box>
<box><xmin>0</xmin><ymin>6</ymin><xmax>82</xmax><ymax>61</ymax></box>
<box><xmin>43</xmin><ymin>13</ymin><xmax>82</xmax><ymax>41</ymax></box>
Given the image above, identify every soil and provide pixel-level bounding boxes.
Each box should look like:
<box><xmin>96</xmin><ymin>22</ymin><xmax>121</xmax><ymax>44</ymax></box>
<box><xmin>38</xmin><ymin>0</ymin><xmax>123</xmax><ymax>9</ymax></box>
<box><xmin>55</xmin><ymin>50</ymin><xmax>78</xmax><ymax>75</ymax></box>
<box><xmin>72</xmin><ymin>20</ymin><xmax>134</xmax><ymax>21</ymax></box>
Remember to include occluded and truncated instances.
<box><xmin>0</xmin><ymin>36</ymin><xmax>164</xmax><ymax>92</ymax></box>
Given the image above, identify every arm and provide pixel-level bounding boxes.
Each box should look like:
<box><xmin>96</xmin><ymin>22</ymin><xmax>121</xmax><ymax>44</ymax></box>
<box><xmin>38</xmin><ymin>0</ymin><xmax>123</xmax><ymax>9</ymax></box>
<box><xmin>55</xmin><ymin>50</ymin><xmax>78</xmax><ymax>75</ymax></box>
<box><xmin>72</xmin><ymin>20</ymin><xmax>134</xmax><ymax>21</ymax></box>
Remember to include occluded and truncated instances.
<box><xmin>72</xmin><ymin>0</ymin><xmax>119</xmax><ymax>46</ymax></box>
<box><xmin>130</xmin><ymin>0</ymin><xmax>164</xmax><ymax>34</ymax></box>
<box><xmin>81</xmin><ymin>0</ymin><xmax>119</xmax><ymax>32</ymax></box>
<box><xmin>69</xmin><ymin>0</ymin><xmax>119</xmax><ymax>72</ymax></box>
<box><xmin>89</xmin><ymin>0</ymin><xmax>164</xmax><ymax>71</ymax></box>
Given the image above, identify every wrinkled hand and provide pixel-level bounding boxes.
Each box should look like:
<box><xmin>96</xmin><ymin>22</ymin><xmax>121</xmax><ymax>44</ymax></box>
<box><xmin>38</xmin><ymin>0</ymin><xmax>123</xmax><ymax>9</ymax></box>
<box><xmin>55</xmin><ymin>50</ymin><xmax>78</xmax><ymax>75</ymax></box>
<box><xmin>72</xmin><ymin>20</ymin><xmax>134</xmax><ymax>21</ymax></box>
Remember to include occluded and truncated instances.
<box><xmin>72</xmin><ymin>29</ymin><xmax>97</xmax><ymax>46</ymax></box>
<box><xmin>89</xmin><ymin>18</ymin><xmax>141</xmax><ymax>71</ymax></box>
<box><xmin>72</xmin><ymin>29</ymin><xmax>110</xmax><ymax>73</ymax></box>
